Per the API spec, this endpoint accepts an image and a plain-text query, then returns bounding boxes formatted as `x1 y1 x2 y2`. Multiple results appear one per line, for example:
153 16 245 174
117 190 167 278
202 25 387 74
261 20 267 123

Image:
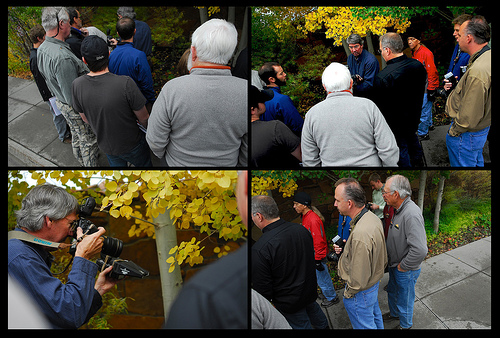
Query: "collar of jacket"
262 218 286 233
394 196 411 214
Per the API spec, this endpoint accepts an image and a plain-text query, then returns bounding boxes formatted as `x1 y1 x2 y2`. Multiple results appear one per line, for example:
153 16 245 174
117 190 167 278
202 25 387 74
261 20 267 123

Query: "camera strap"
8 230 72 250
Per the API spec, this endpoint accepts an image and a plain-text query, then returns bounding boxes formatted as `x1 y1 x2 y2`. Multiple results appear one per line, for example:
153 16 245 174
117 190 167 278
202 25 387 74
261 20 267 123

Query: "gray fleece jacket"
301 92 399 167
386 197 428 270
146 67 248 167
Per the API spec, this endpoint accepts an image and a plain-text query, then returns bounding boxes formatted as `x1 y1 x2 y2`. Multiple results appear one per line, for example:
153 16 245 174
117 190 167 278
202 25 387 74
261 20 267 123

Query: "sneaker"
395 325 411 329
321 296 339 307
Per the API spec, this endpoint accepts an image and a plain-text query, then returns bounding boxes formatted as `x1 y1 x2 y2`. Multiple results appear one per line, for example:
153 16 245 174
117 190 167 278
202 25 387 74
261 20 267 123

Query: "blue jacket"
261 86 304 137
8 229 102 328
109 42 156 104
347 49 380 97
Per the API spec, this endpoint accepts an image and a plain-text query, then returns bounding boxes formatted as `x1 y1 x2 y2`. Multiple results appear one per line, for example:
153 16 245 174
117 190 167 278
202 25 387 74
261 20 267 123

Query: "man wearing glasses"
382 175 427 329
8 184 118 328
346 34 380 98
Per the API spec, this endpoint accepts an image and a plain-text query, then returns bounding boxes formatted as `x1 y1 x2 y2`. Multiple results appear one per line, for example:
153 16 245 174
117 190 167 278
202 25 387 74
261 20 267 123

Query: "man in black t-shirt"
72 36 151 167
250 86 301 167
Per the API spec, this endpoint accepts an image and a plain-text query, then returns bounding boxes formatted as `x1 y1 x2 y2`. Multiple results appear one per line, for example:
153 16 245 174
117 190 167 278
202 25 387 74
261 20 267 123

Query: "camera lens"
102 237 123 257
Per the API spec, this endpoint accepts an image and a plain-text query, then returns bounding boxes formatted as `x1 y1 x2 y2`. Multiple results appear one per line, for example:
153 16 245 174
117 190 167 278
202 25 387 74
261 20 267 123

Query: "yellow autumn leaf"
217 175 231 188
105 180 117 192
169 246 178 254
110 208 120 218
128 181 139 192
168 264 175 273
166 256 175 264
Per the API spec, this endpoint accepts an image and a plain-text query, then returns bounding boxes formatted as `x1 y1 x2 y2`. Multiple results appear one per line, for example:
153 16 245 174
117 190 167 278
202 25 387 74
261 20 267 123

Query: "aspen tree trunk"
153 211 183 322
433 175 446 233
418 170 427 211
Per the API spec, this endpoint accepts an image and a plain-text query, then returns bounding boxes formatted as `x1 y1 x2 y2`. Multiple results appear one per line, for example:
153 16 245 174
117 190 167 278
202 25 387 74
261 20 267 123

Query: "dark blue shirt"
133 20 152 57
261 86 304 137
8 229 102 329
109 42 156 104
447 44 470 81
347 49 380 97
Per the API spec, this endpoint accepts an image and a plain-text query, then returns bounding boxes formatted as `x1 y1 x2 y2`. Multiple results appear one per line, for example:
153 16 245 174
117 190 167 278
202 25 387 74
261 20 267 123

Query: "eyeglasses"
381 190 394 195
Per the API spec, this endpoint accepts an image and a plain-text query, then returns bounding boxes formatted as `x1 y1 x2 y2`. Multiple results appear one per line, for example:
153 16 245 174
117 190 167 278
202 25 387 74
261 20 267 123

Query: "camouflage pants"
56 100 99 166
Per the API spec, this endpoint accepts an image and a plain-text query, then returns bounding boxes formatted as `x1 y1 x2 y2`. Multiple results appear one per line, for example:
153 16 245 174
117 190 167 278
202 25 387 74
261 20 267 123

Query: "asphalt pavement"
320 236 491 329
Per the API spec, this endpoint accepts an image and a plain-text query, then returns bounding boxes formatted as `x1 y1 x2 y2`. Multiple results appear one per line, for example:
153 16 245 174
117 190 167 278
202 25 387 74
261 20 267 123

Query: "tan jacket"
446 48 491 136
338 209 388 298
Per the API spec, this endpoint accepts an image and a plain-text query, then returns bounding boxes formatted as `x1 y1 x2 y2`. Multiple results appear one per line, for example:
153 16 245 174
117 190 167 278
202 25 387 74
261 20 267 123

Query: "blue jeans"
387 267 421 329
106 136 152 167
316 260 337 301
279 301 329 329
418 93 433 136
343 282 383 329
446 124 490 167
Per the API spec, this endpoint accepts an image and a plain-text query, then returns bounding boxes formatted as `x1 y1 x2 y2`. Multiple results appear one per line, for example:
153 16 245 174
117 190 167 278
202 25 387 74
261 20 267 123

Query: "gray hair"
335 178 366 208
346 33 363 45
117 7 137 19
41 7 69 32
251 195 279 220
463 15 490 45
191 18 238 65
15 184 79 232
380 32 404 54
386 175 412 199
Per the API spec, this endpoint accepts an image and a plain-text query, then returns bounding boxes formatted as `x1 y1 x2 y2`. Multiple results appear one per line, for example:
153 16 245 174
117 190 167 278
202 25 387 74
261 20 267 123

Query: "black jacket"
29 48 53 102
252 219 317 314
371 55 427 140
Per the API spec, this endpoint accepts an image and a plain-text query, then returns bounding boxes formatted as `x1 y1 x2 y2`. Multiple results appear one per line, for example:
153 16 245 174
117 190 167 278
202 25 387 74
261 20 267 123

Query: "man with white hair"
301 62 398 167
146 19 247 166
382 175 428 329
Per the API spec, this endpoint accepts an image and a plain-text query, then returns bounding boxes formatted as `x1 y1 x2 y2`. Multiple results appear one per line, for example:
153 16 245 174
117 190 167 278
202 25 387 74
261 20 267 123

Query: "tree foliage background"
252 6 481 119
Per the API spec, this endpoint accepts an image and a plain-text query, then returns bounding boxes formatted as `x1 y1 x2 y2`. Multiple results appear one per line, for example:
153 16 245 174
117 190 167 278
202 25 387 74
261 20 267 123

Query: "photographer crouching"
8 184 119 329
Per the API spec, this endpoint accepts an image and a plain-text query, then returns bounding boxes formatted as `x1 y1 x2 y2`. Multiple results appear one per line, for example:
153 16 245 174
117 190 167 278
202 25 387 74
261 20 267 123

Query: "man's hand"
74 226 105 260
333 239 346 254
95 266 119 296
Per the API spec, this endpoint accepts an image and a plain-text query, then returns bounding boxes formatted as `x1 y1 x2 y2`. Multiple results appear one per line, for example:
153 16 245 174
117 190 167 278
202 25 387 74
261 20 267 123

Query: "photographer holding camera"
8 184 118 329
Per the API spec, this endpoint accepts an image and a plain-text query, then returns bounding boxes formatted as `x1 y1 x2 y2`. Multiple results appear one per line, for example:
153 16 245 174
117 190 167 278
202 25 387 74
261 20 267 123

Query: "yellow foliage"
300 6 411 46
16 170 246 274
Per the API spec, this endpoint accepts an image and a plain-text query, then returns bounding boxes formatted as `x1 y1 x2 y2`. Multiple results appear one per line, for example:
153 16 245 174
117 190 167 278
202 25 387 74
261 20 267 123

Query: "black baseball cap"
250 85 274 108
80 35 109 62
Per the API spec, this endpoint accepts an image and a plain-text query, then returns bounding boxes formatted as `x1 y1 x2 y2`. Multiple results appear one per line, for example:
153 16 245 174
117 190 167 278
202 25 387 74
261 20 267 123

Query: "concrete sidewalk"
320 236 491 329
8 76 162 167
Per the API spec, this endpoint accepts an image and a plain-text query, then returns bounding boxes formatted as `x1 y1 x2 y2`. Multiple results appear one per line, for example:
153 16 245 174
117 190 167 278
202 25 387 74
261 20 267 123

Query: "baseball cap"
250 85 274 108
80 35 109 62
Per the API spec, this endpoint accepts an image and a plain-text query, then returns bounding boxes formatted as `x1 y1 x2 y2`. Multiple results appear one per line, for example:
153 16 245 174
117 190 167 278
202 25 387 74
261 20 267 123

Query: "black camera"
326 235 346 262
69 197 149 280
96 254 149 280
70 197 123 258
351 74 363 86
432 72 457 99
